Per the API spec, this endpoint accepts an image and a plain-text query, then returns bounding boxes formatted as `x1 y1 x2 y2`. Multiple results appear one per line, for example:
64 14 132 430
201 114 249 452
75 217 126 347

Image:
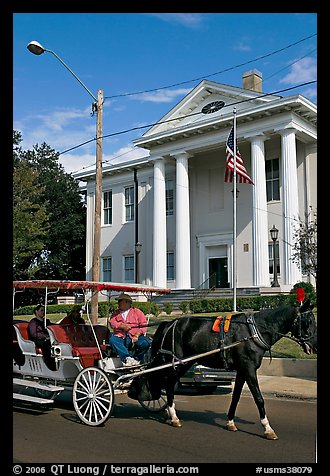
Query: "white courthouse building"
74 70 317 294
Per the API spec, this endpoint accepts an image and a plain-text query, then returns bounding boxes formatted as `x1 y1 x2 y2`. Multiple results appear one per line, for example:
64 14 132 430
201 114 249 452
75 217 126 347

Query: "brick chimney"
242 69 262 92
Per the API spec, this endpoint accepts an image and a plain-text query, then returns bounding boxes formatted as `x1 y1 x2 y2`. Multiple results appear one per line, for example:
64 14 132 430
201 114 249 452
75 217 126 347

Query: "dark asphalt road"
13 390 317 464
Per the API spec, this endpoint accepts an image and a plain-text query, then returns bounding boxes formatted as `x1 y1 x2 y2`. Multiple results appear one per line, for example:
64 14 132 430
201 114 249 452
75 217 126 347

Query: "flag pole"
233 107 237 312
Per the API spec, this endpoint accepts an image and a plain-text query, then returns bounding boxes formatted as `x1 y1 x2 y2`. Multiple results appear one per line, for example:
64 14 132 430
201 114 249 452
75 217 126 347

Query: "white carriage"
13 280 170 426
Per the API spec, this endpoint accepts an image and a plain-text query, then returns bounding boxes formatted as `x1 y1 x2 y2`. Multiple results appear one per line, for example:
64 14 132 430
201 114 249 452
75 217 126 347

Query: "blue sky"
13 13 317 174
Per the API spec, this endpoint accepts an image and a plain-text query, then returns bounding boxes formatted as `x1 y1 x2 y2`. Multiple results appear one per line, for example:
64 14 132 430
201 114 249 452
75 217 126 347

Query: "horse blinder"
292 304 317 355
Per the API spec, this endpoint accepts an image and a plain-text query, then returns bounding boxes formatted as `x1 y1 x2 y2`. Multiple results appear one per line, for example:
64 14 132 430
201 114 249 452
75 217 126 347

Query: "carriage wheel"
73 367 114 426
138 392 167 413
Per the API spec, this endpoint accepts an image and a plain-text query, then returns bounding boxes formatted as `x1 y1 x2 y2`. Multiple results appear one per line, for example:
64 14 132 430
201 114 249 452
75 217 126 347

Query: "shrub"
290 282 316 305
179 301 189 314
163 303 173 315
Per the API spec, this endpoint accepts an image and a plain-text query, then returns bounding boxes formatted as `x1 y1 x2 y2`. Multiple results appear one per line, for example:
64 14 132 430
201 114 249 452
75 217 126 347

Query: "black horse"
128 299 317 439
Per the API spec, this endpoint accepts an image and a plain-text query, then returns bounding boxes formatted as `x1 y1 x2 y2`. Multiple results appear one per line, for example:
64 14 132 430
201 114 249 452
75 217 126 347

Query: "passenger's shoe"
123 356 140 367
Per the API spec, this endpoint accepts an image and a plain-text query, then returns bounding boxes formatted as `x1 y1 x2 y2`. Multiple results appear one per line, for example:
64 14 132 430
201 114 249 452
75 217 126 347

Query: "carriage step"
13 393 54 405
13 378 64 392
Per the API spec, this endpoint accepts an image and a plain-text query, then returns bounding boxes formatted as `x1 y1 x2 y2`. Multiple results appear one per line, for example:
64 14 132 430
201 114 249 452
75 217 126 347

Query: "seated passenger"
109 293 150 366
60 305 85 326
27 304 56 370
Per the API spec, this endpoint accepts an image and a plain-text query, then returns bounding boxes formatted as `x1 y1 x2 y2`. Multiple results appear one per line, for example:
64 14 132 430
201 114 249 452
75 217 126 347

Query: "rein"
245 314 271 351
158 320 183 365
276 309 313 346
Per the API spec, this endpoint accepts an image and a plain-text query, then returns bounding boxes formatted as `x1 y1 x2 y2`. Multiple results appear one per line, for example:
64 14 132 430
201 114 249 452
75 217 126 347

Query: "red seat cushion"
48 324 111 367
72 347 103 368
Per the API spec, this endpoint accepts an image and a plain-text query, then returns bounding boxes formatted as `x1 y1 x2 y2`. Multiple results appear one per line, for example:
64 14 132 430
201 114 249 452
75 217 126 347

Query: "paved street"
13 390 317 464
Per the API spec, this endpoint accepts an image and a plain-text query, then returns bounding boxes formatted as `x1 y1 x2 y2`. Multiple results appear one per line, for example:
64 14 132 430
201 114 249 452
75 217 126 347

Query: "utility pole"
91 89 104 324
26 41 104 325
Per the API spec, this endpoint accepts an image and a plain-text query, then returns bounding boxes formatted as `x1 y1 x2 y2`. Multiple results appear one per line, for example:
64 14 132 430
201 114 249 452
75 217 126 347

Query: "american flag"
224 127 254 184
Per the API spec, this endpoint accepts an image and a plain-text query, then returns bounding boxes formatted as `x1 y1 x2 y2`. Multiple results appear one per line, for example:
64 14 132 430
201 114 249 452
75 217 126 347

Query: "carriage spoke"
73 367 114 426
139 393 167 413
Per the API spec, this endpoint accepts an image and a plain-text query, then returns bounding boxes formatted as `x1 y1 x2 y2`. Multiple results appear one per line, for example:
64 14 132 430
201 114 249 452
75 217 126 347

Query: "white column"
280 129 302 285
251 136 270 287
153 159 167 288
174 153 191 289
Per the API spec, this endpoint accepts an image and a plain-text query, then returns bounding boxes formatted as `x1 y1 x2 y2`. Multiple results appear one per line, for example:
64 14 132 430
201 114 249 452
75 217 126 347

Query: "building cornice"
133 95 316 150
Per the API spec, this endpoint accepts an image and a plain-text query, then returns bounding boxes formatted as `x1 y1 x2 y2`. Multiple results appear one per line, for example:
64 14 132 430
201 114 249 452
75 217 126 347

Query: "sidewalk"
242 375 317 401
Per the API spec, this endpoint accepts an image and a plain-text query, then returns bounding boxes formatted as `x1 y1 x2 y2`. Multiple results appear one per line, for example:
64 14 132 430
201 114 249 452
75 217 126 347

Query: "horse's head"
128 374 162 402
292 299 317 355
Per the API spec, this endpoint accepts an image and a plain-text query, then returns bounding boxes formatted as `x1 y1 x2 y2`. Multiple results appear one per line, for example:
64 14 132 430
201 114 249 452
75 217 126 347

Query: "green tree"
13 132 86 280
13 133 49 279
291 207 317 284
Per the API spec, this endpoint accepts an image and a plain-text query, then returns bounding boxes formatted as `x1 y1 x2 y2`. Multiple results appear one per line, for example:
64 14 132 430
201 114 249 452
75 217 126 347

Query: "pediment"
142 79 280 138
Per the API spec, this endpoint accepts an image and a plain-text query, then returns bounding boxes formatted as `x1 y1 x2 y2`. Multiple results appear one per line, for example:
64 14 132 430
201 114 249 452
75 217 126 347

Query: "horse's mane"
256 304 296 320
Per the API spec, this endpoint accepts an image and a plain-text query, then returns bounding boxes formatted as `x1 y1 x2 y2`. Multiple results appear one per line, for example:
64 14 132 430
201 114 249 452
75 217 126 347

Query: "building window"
167 252 175 280
124 255 134 282
268 243 280 275
102 257 112 282
125 186 134 222
166 179 174 216
103 191 112 225
266 158 280 202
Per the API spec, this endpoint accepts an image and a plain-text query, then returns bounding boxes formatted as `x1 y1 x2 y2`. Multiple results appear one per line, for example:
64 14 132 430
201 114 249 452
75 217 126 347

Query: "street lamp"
270 225 280 287
135 242 142 284
27 40 103 324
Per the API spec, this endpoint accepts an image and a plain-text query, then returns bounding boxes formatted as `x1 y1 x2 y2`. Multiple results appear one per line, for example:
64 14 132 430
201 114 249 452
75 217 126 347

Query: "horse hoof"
226 422 238 432
265 431 278 440
169 419 182 427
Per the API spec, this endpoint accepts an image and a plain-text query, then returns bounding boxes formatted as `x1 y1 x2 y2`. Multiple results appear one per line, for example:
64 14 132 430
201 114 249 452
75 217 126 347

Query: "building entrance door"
209 257 229 288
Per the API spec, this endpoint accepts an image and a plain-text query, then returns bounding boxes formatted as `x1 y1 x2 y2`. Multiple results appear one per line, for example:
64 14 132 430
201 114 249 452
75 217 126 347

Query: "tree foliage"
291 207 317 283
13 131 86 282
13 132 49 279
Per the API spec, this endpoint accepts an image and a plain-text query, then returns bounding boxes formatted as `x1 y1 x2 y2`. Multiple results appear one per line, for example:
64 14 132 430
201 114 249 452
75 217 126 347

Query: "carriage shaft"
113 340 242 388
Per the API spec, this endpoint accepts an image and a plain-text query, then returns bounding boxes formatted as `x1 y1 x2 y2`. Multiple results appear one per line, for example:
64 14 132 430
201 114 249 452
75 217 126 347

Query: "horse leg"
226 370 245 432
162 378 182 427
245 371 278 440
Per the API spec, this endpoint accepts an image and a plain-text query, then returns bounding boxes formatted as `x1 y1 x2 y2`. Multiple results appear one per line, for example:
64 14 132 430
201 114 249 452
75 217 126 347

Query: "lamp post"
27 40 103 324
135 242 142 284
270 225 280 287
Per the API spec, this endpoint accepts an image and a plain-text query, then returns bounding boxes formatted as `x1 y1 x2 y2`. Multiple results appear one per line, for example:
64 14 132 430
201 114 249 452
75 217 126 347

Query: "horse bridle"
279 307 314 347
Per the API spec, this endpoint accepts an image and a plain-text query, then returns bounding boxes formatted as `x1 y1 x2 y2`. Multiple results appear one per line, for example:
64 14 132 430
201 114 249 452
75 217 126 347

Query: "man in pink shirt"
109 293 150 366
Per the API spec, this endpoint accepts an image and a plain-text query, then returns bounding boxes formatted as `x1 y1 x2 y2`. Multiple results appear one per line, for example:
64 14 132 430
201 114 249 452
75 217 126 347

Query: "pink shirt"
109 307 148 339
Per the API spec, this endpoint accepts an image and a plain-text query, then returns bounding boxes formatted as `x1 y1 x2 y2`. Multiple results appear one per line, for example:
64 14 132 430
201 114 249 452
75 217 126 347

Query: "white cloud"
302 87 317 102
14 106 96 154
280 56 317 85
130 87 191 104
63 145 149 175
233 41 251 52
147 13 206 28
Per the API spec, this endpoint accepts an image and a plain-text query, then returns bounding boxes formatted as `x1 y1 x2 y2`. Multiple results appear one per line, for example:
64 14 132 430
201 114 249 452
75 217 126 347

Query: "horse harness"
277 307 314 347
155 314 270 368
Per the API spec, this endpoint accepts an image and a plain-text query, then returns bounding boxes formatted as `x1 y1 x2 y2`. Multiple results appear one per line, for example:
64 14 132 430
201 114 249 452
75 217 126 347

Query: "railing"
192 273 217 299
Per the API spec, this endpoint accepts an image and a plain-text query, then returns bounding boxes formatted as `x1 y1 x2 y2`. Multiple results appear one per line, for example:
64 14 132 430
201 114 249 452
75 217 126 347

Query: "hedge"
182 292 316 314
13 290 316 318
13 300 161 318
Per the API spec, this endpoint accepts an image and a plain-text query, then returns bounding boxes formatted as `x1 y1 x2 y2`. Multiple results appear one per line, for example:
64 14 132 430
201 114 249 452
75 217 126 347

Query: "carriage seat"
13 321 25 365
13 322 43 355
47 324 113 368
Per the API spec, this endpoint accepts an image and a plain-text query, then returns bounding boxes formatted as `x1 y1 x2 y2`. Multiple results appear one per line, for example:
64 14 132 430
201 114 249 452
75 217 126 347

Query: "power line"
60 80 316 156
104 33 316 100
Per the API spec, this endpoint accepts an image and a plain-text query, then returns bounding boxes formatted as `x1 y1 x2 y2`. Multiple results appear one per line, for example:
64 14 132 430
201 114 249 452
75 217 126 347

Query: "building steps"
152 287 261 311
